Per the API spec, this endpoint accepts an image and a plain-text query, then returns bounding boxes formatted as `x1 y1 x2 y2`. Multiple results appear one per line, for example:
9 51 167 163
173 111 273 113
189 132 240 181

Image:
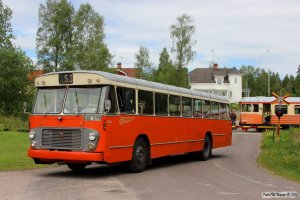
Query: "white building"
189 64 242 103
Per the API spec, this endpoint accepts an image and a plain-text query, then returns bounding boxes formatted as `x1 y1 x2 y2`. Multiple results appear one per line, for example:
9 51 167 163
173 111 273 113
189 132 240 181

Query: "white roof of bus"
241 96 300 103
40 70 229 103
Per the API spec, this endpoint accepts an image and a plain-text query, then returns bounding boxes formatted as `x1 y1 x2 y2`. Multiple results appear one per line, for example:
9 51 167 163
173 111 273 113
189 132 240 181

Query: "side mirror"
23 102 30 115
104 99 111 113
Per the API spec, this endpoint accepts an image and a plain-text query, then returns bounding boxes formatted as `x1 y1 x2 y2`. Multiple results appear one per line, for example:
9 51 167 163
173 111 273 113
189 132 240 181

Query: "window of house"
235 77 237 84
169 95 181 116
155 93 168 116
182 97 192 117
138 90 153 115
116 87 135 114
217 77 222 84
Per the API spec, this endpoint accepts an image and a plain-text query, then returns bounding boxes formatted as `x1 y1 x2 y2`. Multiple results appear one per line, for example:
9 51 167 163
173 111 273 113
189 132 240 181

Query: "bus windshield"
33 87 108 114
64 87 102 114
33 88 66 114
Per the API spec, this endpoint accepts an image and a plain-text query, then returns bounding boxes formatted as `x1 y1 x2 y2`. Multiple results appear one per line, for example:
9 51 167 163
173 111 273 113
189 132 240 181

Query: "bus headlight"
89 132 97 141
29 130 35 139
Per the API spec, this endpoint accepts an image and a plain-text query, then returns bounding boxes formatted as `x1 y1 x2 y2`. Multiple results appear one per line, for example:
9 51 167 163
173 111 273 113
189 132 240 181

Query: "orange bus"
240 96 300 131
27 71 232 172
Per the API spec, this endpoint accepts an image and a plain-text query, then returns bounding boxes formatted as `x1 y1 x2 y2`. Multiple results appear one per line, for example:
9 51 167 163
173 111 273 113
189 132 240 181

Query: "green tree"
0 48 33 115
73 3 112 70
36 0 75 72
170 14 196 88
0 0 33 116
155 48 178 85
134 46 152 80
0 0 13 48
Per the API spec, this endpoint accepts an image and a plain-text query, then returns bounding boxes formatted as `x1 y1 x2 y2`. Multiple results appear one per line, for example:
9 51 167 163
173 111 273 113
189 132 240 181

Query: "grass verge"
0 131 49 171
257 128 300 182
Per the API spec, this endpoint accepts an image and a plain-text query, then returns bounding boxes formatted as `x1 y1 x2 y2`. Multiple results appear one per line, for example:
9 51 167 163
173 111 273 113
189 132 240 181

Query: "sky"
2 0 300 77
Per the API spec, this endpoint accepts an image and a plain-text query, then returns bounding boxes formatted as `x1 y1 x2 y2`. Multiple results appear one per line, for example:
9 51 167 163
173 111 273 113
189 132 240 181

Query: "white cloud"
2 0 300 77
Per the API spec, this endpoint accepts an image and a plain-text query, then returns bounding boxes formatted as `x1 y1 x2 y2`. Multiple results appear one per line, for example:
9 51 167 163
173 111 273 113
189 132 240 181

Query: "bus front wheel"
199 135 212 161
128 138 148 173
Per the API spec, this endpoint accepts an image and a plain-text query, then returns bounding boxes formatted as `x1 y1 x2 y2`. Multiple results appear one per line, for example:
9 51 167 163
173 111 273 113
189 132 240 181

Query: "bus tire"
128 138 148 173
67 163 87 171
199 135 212 161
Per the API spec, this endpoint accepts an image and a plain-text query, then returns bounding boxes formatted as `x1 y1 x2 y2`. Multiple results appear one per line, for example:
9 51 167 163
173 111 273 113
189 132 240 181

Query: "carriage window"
169 95 181 116
211 102 219 119
220 103 229 119
117 87 136 113
275 105 288 114
193 99 202 117
155 93 168 116
138 90 153 115
203 100 211 118
242 104 259 112
295 105 300 115
182 97 192 117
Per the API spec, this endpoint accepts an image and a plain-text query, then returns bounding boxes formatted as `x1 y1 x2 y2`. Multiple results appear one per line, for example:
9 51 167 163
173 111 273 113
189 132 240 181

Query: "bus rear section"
28 71 232 172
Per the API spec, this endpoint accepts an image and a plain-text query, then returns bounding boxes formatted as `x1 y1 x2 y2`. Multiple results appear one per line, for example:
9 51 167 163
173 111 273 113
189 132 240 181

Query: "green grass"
0 131 49 171
257 128 300 182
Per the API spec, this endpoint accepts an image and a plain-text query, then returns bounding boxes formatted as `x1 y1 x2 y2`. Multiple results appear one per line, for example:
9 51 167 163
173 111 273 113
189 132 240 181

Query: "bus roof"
35 70 230 103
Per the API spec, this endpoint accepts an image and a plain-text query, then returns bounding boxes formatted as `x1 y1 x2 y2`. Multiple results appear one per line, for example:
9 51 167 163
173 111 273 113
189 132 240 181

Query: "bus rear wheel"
199 135 212 161
67 163 87 171
128 138 148 173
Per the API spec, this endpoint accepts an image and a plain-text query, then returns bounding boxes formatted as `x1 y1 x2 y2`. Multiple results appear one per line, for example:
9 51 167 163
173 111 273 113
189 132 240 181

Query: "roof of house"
28 70 46 81
117 68 141 78
189 67 241 83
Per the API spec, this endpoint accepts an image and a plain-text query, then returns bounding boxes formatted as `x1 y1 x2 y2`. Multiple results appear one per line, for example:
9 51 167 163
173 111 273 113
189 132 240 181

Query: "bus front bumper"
28 149 104 163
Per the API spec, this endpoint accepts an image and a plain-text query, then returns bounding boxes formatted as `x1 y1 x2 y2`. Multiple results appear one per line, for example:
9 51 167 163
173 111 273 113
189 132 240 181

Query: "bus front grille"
42 129 83 150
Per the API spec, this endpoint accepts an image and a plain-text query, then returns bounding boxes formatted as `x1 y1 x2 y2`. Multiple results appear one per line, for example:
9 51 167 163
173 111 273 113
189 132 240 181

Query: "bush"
0 115 28 131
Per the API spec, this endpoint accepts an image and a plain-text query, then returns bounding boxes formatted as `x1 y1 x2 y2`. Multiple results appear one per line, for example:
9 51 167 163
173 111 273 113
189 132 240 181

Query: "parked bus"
27 71 232 172
239 96 300 131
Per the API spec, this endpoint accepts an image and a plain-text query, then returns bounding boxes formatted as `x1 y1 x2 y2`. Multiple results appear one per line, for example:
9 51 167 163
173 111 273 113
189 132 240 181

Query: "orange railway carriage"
240 96 300 130
28 71 232 172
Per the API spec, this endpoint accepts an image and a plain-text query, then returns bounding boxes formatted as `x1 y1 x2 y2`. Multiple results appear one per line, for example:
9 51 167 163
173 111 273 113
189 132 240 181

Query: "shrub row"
0 116 28 131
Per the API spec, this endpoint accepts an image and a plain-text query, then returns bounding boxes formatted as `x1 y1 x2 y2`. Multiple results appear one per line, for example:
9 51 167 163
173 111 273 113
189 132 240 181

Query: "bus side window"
203 100 211 118
212 101 219 119
138 90 153 115
182 97 192 117
193 99 202 117
105 86 118 114
155 93 168 116
220 103 228 119
169 95 181 116
117 87 136 114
